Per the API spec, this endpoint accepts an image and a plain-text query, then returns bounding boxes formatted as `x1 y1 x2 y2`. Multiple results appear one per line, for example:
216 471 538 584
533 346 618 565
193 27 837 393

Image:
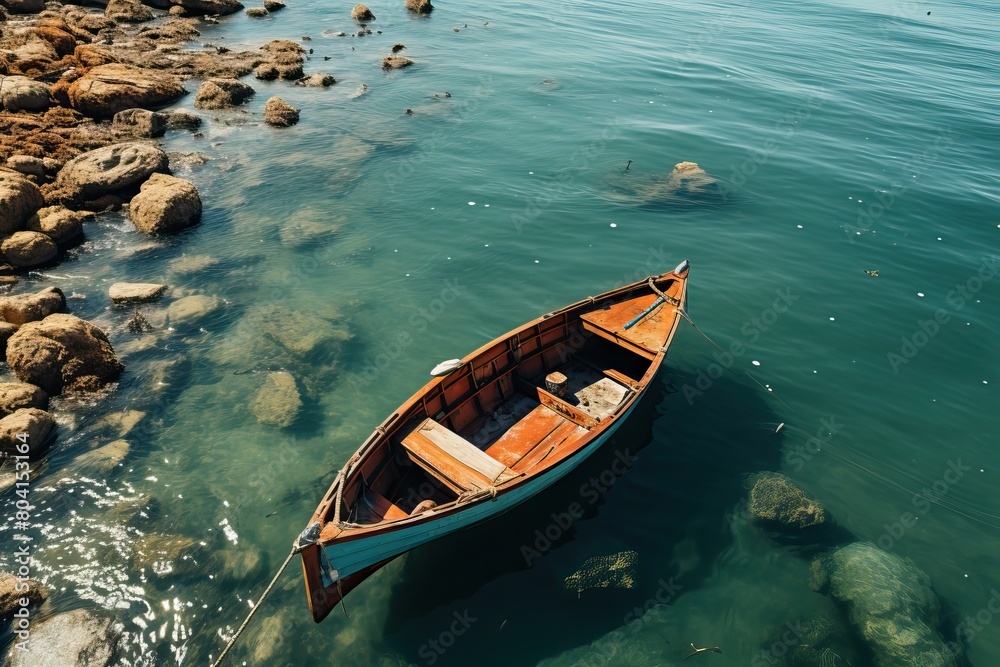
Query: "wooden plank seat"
355 485 410 523
401 418 520 494
485 404 588 470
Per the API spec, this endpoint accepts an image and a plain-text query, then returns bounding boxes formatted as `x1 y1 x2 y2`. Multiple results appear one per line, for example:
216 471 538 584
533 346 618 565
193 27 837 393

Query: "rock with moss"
4 609 119 667
0 570 46 622
748 472 826 529
132 533 199 577
251 371 302 427
564 550 637 597
810 542 960 667
0 382 48 417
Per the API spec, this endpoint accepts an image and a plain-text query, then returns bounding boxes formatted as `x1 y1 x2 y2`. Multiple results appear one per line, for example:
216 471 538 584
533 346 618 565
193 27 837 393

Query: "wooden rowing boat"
298 261 690 622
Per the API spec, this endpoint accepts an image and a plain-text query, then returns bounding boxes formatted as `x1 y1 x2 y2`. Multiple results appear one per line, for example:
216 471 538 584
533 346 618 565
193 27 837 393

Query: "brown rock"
70 439 129 473
31 26 77 57
263 0 283 10
6 155 46 179
6 313 125 395
129 173 202 234
0 75 50 113
382 55 413 70
245 5 267 16
405 0 432 12
0 382 48 417
170 0 244 15
67 64 186 118
109 282 167 304
351 3 374 20
0 408 55 458
112 108 168 138
193 78 255 109
73 44 116 68
297 73 335 87
49 142 169 207
263 96 299 126
1 231 58 267
25 206 86 245
251 371 301 427
5 609 119 667
0 0 43 15
0 322 18 354
0 286 66 325
0 570 46 620
748 472 826 529
164 109 202 130
106 0 154 21
0 169 44 233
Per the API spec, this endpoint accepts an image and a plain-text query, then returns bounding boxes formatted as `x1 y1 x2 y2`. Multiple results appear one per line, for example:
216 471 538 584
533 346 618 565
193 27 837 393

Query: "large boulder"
6 155 46 179
6 313 124 395
0 75 50 112
112 109 167 138
0 382 48 417
5 609 120 666
263 97 299 127
811 542 960 667
25 206 86 245
67 64 185 118
169 0 243 15
0 170 44 234
193 78 255 109
251 371 302 427
105 0 153 21
0 286 65 325
0 407 55 458
748 472 826 529
129 173 201 234
30 25 77 57
1 231 58 267
49 142 169 206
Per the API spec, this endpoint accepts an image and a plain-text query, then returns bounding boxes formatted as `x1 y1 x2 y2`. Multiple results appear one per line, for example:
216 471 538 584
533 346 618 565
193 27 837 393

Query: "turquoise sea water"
3 0 1000 665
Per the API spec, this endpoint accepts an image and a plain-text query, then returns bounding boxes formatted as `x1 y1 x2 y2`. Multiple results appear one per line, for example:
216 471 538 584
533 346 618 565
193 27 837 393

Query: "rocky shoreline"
1 0 428 659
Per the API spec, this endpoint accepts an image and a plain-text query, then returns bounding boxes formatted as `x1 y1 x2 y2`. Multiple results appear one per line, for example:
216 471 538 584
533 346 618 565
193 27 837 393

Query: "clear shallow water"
2 0 999 664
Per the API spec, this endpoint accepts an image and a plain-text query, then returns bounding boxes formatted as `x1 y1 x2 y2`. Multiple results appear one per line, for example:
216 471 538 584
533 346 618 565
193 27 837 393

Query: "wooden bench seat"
401 418 519 494
485 404 587 470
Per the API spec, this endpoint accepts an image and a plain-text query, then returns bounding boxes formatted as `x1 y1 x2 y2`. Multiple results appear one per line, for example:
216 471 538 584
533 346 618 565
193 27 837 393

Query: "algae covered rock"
748 472 826 529
564 550 637 597
250 371 302 427
4 608 119 667
811 542 959 667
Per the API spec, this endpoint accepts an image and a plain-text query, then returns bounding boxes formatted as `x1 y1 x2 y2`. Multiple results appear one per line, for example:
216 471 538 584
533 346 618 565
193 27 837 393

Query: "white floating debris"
528 171 534 175
917 292 925 297
218 518 239 545
752 360 760 366
829 317 836 321
223 501 230 507
610 223 617 228
534 260 539 263
775 423 785 433
797 224 803 229
468 201 475 205
984 380 989 384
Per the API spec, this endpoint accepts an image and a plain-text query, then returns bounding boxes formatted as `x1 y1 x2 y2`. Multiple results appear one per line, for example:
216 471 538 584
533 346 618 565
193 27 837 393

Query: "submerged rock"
297 73 335 87
6 313 124 395
92 410 146 439
132 533 198 576
5 609 120 666
0 287 65 325
166 294 220 327
762 612 862 667
129 173 202 234
0 382 49 417
811 542 960 667
610 161 722 206
405 0 432 12
251 371 302 427
69 439 129 474
263 97 299 127
748 472 826 529
564 550 637 596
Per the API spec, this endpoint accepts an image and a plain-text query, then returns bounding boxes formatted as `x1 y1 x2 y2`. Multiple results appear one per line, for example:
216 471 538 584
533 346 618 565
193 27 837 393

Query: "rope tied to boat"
210 546 297 667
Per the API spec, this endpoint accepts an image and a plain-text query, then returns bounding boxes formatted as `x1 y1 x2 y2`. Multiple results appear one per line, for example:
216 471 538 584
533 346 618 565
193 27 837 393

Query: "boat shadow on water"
380 369 788 666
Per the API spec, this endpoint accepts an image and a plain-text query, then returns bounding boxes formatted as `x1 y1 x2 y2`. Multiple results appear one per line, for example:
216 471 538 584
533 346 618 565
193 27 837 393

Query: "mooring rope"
211 547 297 667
